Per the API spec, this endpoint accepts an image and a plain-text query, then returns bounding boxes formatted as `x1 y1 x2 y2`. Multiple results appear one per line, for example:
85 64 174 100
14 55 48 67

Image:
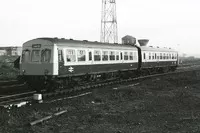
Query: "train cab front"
19 38 58 91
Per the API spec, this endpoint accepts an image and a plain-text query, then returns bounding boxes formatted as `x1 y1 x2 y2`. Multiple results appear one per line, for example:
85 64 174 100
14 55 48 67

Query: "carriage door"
87 49 93 72
58 49 64 74
143 52 147 67
120 51 123 63
155 53 159 67
88 50 93 62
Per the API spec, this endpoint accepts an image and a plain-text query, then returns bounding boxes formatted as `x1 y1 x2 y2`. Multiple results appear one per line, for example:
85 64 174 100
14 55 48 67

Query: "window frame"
116 51 120 61
129 52 134 60
124 51 129 60
21 49 31 63
77 49 86 62
149 53 151 60
66 49 76 63
41 49 51 63
109 51 115 61
102 51 109 61
160 53 162 59
31 50 40 62
94 50 101 61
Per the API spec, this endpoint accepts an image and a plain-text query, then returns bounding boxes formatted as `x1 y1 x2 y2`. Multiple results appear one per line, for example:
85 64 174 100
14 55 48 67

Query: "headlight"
22 69 26 74
44 69 49 75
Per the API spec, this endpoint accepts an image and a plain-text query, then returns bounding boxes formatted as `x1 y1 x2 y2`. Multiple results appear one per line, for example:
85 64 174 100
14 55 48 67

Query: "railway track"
0 91 35 108
0 64 200 109
37 66 200 102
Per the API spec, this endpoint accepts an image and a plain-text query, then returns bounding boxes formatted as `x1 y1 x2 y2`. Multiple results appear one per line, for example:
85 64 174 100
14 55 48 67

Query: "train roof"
140 45 177 52
23 38 177 52
35 38 138 50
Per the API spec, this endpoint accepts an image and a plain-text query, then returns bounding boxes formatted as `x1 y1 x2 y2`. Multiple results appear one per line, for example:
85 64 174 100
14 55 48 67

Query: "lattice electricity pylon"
100 0 118 43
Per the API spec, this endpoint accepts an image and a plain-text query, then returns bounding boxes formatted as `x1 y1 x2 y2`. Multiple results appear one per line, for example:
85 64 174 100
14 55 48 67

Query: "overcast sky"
0 0 200 56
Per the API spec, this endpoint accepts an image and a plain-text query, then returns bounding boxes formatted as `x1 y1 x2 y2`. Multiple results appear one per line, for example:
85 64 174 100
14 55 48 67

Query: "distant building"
122 35 136 45
0 49 7 56
0 47 22 56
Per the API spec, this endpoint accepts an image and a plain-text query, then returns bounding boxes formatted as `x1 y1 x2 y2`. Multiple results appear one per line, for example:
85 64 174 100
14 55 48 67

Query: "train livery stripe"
58 62 138 76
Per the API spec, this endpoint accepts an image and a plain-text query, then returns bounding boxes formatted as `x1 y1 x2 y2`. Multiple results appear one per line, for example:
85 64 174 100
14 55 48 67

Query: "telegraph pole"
100 0 118 43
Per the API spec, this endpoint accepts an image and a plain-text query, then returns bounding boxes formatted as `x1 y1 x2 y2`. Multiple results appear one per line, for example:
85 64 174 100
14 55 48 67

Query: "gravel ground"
1 68 200 133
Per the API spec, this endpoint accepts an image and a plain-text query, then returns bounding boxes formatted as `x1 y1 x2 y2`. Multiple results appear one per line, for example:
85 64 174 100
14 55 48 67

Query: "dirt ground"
1 69 200 133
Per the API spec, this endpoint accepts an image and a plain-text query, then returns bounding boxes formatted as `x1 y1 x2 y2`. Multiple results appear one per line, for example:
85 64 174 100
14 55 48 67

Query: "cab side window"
22 50 30 62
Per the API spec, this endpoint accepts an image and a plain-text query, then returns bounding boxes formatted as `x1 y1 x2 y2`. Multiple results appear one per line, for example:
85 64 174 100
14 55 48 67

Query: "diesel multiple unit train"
19 36 178 91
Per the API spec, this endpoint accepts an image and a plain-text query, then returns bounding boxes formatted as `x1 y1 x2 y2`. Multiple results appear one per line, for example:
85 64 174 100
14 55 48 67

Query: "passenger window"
163 53 165 59
66 49 76 62
160 53 162 59
120 52 123 60
129 52 133 60
77 50 86 62
169 54 171 59
31 50 40 62
41 49 51 62
102 51 108 61
22 50 30 62
116 51 119 60
157 54 159 59
124 52 128 60
94 50 101 61
109 51 115 61
143 53 146 60
155 53 157 59
149 53 151 60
